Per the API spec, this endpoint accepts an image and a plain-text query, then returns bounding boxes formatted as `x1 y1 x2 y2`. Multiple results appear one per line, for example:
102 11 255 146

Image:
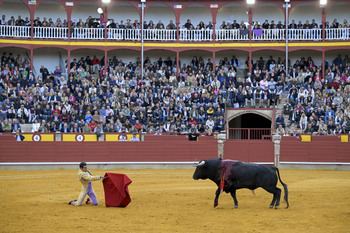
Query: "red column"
322 8 326 42
176 23 180 43
67 49 71 76
322 50 325 80
248 8 252 43
104 7 108 41
212 52 216 72
30 48 33 71
212 23 216 43
30 11 34 40
249 50 252 75
176 51 180 77
104 50 108 77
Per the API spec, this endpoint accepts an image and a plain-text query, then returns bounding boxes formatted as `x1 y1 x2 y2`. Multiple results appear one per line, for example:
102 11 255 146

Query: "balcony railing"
325 28 350 40
0 25 30 38
216 29 249 41
179 29 213 41
71 28 105 40
1 26 349 42
288 29 322 41
251 29 285 41
143 29 176 41
228 128 272 140
33 26 68 39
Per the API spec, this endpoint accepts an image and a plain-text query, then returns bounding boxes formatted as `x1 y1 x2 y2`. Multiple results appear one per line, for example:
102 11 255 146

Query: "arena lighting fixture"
246 0 255 5
101 0 110 3
97 8 103 14
284 0 290 3
320 0 327 6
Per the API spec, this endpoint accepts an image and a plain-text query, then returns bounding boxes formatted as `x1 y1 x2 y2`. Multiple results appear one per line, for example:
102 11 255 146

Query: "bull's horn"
194 161 205 167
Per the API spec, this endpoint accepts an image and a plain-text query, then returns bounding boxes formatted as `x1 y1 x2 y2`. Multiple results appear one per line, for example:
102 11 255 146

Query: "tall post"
285 2 289 77
141 1 145 79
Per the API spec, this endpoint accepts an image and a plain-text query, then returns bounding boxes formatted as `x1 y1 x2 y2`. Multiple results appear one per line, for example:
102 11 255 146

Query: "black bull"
193 158 289 209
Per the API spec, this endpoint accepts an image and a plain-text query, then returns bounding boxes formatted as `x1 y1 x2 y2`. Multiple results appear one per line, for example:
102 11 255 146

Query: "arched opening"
0 0 30 25
70 49 104 76
108 2 139 28
216 3 248 29
179 50 212 72
33 47 68 78
325 2 350 25
71 2 101 28
228 113 272 139
289 3 321 27
180 4 211 29
216 49 248 72
145 3 175 29
252 3 284 26
34 1 67 27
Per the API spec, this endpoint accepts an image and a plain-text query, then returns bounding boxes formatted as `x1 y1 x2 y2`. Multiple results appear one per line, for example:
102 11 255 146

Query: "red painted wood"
224 141 274 163
0 141 217 163
280 141 350 163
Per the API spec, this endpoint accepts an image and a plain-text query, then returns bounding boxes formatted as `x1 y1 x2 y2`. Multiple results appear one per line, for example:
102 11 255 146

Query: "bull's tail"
275 167 289 208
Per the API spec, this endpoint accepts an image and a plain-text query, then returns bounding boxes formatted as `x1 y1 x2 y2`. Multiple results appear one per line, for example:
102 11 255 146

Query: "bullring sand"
1 169 350 233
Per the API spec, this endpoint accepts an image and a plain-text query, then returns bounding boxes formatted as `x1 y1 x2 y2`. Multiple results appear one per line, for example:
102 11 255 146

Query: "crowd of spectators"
0 51 349 137
2 15 349 41
275 55 350 135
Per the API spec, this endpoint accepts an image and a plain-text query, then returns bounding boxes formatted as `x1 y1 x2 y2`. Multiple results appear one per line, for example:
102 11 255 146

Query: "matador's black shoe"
68 200 77 205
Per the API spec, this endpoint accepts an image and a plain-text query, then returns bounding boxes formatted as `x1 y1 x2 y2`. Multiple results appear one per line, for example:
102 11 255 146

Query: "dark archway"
228 113 271 140
229 113 271 128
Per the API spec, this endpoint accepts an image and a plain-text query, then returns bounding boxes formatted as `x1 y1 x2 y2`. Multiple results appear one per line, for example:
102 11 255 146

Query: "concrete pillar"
55 132 62 141
217 133 226 159
272 134 282 167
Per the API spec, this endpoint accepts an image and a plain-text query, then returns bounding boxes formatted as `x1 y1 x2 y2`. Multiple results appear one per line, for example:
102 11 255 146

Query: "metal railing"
1 25 350 42
288 29 322 41
0 25 30 38
216 29 249 41
33 26 68 39
325 28 350 40
228 128 272 140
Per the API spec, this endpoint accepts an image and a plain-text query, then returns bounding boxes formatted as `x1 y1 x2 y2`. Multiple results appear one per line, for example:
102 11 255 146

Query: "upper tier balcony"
1 25 349 42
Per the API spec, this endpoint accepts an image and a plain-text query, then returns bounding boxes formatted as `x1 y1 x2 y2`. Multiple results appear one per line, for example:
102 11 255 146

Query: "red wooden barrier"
280 140 350 163
0 141 218 163
223 140 274 163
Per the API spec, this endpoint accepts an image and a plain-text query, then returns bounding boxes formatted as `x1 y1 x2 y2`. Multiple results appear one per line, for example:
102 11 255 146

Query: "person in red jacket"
88 120 97 132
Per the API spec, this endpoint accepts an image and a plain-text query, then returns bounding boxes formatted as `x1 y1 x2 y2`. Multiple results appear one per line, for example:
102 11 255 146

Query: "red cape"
102 173 132 207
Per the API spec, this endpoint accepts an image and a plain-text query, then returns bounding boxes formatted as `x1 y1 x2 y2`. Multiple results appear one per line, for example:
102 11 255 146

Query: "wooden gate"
223 140 274 163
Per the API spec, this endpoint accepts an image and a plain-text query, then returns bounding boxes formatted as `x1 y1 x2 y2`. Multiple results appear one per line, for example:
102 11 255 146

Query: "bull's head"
193 160 208 180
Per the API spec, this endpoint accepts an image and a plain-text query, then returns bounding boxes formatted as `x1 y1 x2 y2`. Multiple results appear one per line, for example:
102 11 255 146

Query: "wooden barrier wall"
0 136 218 163
223 141 274 163
280 136 350 163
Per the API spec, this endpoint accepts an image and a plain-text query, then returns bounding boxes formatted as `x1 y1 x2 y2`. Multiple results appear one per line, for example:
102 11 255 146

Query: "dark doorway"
228 113 271 140
229 113 271 128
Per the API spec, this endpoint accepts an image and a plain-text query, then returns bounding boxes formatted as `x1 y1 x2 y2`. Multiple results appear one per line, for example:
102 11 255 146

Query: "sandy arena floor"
1 169 350 233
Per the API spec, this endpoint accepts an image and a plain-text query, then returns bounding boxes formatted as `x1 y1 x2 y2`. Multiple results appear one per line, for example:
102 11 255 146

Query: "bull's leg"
230 189 238 208
274 187 282 209
214 188 220 208
263 186 281 209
